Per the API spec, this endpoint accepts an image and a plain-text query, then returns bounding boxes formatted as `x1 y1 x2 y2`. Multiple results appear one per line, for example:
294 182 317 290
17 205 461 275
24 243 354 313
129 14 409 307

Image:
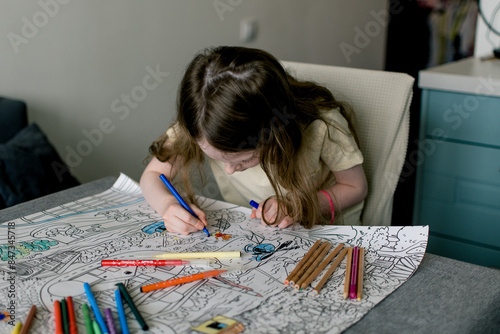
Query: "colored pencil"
295 242 333 290
60 298 69 334
104 309 116 334
300 243 344 290
10 322 22 334
343 247 353 299
101 259 212 266
149 251 240 259
66 297 78 334
159 174 210 236
92 321 102 334
349 247 359 299
357 247 365 300
284 239 322 285
289 241 329 286
114 289 129 334
140 268 228 293
19 305 36 334
312 248 348 296
54 300 64 334
81 303 94 334
83 283 109 334
116 283 149 331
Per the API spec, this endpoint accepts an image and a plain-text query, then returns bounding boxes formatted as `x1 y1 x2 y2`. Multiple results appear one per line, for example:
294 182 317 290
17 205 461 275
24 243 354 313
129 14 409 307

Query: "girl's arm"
140 156 208 235
318 164 368 219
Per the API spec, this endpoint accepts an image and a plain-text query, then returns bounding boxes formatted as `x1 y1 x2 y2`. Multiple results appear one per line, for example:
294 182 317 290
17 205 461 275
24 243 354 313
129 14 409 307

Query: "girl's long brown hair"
149 46 358 228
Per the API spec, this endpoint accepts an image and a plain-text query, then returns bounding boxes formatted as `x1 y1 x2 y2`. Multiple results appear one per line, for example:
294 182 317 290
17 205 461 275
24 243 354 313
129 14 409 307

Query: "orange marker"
140 266 241 293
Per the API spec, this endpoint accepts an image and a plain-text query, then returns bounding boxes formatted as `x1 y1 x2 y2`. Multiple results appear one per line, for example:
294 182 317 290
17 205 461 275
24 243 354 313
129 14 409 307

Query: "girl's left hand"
250 199 294 229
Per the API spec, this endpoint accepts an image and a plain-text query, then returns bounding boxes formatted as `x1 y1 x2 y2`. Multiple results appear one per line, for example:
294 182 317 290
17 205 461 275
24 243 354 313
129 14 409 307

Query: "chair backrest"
282 61 414 226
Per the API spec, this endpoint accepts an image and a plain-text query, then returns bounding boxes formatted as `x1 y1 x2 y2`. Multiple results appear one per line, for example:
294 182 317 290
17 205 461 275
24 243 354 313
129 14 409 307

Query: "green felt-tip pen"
82 303 94 334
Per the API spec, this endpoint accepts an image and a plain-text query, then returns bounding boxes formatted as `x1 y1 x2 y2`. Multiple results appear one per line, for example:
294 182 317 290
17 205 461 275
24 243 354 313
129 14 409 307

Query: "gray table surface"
1 176 499 334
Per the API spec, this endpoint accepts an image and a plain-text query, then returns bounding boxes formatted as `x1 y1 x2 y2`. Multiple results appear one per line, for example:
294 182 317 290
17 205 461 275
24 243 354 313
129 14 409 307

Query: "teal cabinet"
413 58 500 268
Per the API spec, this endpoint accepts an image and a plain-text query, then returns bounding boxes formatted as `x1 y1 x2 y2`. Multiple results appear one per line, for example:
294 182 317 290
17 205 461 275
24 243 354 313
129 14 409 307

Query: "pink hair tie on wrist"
319 190 335 225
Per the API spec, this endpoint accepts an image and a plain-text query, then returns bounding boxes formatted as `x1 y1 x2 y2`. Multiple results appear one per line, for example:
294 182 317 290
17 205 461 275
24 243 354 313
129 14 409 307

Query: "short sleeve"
320 109 363 171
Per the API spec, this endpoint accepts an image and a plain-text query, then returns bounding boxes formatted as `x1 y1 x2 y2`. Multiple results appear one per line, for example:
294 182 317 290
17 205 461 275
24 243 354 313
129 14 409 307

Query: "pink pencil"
349 246 359 299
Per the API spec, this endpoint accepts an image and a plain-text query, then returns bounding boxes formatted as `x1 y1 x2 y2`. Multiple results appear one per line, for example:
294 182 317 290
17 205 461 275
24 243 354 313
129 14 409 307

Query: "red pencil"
101 259 211 266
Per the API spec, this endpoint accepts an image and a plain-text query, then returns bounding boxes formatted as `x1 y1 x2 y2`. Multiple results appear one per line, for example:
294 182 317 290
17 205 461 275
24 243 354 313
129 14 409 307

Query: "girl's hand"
162 198 208 235
250 199 295 229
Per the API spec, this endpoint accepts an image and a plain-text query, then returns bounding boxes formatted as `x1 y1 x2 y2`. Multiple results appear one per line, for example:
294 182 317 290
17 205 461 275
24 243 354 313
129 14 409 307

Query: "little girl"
140 46 367 235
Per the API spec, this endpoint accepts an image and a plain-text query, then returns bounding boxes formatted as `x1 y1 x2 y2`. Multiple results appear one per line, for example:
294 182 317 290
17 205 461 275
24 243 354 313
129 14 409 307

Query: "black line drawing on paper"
0 174 428 334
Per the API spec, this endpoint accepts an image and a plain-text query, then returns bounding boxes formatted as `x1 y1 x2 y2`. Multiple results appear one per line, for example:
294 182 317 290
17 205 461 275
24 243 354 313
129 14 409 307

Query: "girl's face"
198 139 260 175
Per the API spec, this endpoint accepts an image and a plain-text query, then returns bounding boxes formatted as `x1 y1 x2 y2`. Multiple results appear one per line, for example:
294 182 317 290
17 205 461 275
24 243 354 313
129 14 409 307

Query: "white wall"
474 0 500 57
0 0 387 184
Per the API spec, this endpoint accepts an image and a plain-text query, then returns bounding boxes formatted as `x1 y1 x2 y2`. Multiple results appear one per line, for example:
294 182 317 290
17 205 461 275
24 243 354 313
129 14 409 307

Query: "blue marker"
114 289 129 334
249 200 259 209
84 282 110 334
159 174 210 237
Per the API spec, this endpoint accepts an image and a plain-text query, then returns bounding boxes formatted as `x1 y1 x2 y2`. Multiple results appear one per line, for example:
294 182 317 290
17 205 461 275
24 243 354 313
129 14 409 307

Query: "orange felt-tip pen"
140 265 242 293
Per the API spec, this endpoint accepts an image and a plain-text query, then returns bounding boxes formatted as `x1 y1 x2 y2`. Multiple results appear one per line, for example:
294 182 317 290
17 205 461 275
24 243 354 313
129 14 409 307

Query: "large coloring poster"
0 174 428 333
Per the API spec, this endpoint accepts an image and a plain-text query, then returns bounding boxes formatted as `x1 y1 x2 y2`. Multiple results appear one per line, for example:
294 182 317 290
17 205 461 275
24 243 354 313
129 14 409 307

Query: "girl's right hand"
161 198 208 235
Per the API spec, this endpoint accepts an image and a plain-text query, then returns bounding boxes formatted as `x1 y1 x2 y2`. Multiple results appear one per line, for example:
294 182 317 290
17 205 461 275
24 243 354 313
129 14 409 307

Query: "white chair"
282 61 414 226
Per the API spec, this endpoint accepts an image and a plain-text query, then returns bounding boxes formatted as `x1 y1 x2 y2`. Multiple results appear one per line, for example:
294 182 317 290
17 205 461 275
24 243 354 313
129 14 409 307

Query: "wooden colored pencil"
19 305 36 334
284 239 322 285
300 243 344 290
357 247 365 300
343 247 353 299
312 248 348 296
349 247 359 299
66 297 78 334
295 242 333 290
289 241 329 286
54 300 64 334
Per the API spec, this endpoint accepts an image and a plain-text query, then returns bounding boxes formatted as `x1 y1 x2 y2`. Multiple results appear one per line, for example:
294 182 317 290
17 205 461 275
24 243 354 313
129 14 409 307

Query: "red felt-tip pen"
101 259 213 266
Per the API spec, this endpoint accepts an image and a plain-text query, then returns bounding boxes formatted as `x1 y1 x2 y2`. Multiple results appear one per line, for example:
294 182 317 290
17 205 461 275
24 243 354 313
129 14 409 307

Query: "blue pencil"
114 289 129 334
159 174 210 236
83 283 110 334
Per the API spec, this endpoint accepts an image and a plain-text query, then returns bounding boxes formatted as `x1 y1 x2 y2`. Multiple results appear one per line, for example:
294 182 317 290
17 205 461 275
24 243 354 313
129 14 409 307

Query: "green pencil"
82 303 94 334
60 298 70 334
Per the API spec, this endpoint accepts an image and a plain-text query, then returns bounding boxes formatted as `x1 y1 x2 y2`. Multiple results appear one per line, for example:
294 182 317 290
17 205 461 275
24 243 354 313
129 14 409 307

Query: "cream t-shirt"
167 108 364 225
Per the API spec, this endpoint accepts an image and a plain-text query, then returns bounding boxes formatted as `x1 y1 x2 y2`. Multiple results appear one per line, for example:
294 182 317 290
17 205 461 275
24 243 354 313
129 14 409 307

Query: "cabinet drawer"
423 90 500 147
419 141 500 249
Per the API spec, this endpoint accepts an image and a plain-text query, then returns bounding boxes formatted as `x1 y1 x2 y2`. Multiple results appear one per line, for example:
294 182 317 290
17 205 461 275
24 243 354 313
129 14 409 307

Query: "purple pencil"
349 247 359 299
105 308 117 334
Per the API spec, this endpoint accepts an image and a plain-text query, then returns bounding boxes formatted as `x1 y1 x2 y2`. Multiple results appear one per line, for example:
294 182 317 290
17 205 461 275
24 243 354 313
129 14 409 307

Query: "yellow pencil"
150 251 240 259
357 247 365 300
